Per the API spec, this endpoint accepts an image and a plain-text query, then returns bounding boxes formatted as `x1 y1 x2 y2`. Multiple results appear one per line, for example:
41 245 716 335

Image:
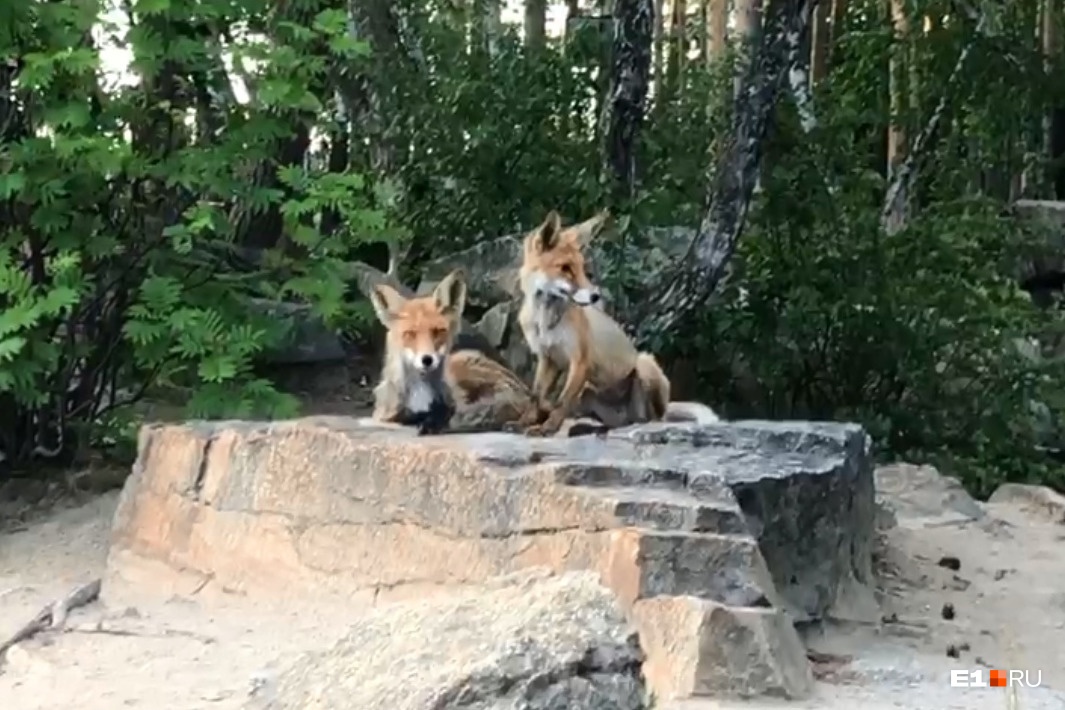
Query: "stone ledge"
106 416 875 701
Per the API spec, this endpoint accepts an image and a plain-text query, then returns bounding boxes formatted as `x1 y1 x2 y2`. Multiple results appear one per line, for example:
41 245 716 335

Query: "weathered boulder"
420 225 698 309
989 483 1065 524
107 417 877 701
246 569 649 710
1011 199 1065 306
874 462 985 527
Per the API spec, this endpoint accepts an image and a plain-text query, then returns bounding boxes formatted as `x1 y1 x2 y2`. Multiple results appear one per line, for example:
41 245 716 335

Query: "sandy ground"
2 476 1065 710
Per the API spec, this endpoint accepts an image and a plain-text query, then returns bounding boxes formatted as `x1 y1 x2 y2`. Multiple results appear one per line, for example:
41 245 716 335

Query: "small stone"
937 556 961 571
942 603 955 620
946 575 970 591
946 644 961 658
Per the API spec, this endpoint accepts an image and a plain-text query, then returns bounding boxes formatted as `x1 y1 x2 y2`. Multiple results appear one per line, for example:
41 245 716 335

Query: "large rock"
1011 199 1065 306
420 225 698 309
246 569 649 710
107 417 877 701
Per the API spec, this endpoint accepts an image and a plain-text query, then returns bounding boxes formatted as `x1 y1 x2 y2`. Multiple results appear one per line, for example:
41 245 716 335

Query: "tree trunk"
700 0 708 64
525 0 547 49
1044 0 1065 197
566 0 581 25
811 0 830 82
734 0 763 45
828 0 848 50
707 0 727 61
664 0 687 99
600 0 654 201
635 0 819 344
653 0 665 98
469 0 502 55
887 0 909 177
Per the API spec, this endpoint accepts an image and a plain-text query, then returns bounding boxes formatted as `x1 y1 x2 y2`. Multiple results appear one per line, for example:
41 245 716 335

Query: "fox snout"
406 350 444 373
541 277 601 306
571 287 601 306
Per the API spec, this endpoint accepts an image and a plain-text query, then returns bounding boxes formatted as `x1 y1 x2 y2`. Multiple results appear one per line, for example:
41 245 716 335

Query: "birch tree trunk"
636 0 820 343
881 1 988 234
653 0 665 98
600 0 654 199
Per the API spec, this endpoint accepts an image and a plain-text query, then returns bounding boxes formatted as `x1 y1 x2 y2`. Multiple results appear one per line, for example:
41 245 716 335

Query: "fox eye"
431 327 446 340
402 330 416 340
561 264 573 276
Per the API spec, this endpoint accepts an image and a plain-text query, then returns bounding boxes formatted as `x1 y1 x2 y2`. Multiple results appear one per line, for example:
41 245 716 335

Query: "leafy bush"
0 0 392 468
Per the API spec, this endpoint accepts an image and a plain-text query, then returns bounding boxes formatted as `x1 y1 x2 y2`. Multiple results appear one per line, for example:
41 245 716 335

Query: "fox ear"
369 284 406 327
531 210 562 253
433 269 467 318
573 209 610 248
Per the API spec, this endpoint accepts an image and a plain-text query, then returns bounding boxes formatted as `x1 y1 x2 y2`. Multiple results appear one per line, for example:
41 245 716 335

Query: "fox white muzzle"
570 287 601 306
404 349 445 373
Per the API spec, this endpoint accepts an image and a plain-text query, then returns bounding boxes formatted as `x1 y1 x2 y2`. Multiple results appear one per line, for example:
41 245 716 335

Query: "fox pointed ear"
368 284 406 327
432 269 467 318
530 210 563 253
573 209 610 247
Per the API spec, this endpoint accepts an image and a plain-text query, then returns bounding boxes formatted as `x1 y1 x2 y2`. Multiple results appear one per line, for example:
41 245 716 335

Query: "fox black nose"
589 291 601 304
421 354 435 368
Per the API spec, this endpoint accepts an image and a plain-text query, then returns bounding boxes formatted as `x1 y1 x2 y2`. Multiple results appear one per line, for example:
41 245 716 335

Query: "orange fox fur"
512 210 720 436
368 269 541 434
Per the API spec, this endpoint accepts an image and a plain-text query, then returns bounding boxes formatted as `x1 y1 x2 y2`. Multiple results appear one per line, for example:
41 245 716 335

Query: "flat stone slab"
107 416 876 701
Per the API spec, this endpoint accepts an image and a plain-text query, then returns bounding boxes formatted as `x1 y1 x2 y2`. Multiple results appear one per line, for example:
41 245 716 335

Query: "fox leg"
525 356 589 437
372 380 404 422
415 395 456 435
509 357 558 430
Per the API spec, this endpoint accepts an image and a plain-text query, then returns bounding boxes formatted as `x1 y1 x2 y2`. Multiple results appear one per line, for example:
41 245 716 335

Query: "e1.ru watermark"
951 669 1042 688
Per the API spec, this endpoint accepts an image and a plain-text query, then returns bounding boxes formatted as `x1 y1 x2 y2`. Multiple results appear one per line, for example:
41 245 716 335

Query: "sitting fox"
510 209 720 436
368 269 542 434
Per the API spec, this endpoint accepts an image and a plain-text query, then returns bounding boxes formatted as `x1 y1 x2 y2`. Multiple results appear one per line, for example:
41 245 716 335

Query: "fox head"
369 269 467 375
520 209 609 307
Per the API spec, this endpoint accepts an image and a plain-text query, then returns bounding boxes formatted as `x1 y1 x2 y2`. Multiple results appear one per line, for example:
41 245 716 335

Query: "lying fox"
368 269 542 434
510 209 720 436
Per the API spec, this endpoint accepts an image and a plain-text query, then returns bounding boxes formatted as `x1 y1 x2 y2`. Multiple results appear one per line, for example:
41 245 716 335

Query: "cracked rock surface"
245 570 649 710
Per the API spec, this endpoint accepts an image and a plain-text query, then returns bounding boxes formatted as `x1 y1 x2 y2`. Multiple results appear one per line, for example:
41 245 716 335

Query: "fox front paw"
525 413 564 437
416 419 446 435
505 406 544 433
416 399 454 436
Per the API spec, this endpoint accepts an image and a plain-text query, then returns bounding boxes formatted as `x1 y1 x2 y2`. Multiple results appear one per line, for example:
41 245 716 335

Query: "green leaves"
133 0 172 16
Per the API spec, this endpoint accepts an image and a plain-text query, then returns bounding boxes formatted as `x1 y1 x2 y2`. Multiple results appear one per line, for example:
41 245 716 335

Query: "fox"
509 209 721 437
368 268 543 435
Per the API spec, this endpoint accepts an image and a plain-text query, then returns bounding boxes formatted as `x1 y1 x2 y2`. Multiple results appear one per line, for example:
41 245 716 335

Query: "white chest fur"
524 299 579 366
404 378 437 413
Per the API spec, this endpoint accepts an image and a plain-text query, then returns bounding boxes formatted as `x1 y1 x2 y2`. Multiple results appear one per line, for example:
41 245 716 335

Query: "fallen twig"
0 578 102 661
64 625 217 645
